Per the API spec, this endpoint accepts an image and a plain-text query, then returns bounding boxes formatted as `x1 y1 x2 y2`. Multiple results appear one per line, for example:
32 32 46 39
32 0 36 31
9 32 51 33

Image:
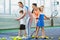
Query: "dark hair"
32 3 37 7
19 10 23 14
39 7 41 11
32 9 34 13
18 2 23 5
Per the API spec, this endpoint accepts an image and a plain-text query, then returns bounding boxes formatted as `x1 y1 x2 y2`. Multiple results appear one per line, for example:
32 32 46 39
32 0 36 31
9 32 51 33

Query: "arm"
32 13 36 19
28 9 33 18
44 15 50 20
17 11 26 21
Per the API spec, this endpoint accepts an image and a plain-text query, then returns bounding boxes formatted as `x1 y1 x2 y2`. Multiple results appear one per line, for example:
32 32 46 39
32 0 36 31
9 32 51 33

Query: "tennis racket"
50 10 58 19
31 30 36 36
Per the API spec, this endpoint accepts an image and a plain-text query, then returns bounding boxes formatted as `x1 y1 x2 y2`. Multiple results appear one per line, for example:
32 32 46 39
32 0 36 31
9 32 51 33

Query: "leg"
24 30 27 36
35 19 37 24
28 18 32 36
22 30 27 38
18 30 22 37
18 25 23 37
35 26 40 38
18 30 20 36
26 17 31 36
41 27 45 38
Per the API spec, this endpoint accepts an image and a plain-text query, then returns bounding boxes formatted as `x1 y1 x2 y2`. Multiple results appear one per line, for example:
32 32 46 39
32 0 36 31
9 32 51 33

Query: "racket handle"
47 18 50 20
31 30 36 36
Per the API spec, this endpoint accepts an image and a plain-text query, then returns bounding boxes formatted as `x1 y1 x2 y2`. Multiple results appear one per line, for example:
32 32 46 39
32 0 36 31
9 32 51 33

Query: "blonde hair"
39 5 44 12
41 5 44 8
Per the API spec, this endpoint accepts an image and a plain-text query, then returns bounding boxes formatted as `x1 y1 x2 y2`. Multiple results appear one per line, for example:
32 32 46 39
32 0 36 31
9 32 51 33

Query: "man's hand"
16 18 20 21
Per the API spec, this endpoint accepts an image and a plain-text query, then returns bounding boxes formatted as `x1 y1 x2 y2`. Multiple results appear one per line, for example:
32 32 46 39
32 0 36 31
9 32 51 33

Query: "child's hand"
47 17 50 20
16 18 20 21
44 17 50 20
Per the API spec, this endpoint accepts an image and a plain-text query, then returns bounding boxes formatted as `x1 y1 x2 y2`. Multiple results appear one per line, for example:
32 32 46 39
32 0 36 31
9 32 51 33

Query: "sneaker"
22 35 26 39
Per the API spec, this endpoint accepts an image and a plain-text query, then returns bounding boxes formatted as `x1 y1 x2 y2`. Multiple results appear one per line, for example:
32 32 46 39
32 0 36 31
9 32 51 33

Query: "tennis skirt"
36 20 44 27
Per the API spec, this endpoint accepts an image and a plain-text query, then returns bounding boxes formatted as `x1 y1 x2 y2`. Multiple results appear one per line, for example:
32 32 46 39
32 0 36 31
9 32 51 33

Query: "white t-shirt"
20 19 25 24
18 6 30 24
19 14 25 25
15 6 27 25
21 6 30 19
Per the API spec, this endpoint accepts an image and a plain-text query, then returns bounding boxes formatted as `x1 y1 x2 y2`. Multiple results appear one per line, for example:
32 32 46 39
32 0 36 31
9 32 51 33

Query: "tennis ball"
58 37 60 40
16 36 22 40
10 36 16 40
32 35 35 38
13 37 17 40
1 37 6 40
46 36 49 39
39 36 42 38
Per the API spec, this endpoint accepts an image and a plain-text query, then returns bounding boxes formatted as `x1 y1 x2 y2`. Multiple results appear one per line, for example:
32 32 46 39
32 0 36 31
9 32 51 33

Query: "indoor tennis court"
0 0 60 40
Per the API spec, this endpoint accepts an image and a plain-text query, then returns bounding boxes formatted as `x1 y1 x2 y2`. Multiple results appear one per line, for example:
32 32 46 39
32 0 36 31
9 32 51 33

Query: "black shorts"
20 24 25 30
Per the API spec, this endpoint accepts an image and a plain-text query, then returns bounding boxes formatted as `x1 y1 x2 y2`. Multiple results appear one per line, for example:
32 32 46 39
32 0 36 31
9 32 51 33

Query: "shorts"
20 24 25 30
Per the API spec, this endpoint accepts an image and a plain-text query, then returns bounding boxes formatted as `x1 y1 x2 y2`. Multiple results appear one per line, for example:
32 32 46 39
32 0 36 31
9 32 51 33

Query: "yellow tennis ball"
39 36 42 38
10 36 16 40
18 38 22 40
58 37 60 40
1 37 6 40
16 36 22 40
32 35 35 38
13 37 17 40
46 36 49 39
10 36 13 40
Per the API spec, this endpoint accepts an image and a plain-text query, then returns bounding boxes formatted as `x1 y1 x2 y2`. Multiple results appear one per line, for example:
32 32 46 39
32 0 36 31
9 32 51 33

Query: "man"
17 2 33 37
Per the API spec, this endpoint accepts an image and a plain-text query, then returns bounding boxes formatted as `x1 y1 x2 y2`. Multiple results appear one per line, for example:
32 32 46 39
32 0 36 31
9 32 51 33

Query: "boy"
17 10 26 38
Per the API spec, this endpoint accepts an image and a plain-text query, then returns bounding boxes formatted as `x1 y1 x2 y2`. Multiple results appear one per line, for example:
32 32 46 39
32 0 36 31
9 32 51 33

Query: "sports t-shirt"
33 8 40 18
21 6 30 19
19 14 25 25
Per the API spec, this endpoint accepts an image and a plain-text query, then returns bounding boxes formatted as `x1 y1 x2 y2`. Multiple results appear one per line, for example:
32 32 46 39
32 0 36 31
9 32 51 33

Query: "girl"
35 6 49 39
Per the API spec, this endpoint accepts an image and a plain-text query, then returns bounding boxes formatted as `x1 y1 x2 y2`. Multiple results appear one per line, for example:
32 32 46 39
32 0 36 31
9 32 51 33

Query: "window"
0 0 4 14
0 0 59 16
5 0 9 14
11 0 19 14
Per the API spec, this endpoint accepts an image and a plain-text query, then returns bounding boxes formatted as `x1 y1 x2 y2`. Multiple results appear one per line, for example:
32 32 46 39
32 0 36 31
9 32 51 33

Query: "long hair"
32 9 34 13
39 5 44 12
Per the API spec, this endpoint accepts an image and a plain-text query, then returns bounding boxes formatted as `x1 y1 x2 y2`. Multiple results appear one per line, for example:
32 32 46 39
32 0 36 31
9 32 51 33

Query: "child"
35 6 49 39
17 10 26 38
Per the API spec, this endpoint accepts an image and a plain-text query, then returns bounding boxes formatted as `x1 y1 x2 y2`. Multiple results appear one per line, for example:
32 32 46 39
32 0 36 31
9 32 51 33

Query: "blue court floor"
0 27 60 40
